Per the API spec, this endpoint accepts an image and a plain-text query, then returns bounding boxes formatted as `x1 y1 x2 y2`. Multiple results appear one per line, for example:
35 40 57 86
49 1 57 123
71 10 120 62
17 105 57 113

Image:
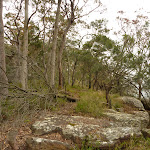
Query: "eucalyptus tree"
57 0 102 89
4 0 38 89
81 41 99 89
57 0 75 89
49 0 62 91
83 34 127 108
0 0 8 99
91 35 119 108
38 0 54 84
21 0 38 90
62 38 81 86
21 0 29 90
132 18 150 100
4 0 24 82
117 14 150 100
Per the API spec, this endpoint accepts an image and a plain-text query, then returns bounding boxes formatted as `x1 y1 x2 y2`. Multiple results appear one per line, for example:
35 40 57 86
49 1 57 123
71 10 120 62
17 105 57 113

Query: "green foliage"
28 79 49 94
90 19 109 34
67 85 83 92
55 97 67 109
74 135 150 150
111 96 123 110
115 136 150 150
75 90 106 118
117 15 150 99
82 41 93 50
0 94 66 122
74 136 100 150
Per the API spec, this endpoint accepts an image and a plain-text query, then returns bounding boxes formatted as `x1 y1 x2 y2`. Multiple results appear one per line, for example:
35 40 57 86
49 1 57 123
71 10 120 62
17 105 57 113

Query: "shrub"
75 90 106 118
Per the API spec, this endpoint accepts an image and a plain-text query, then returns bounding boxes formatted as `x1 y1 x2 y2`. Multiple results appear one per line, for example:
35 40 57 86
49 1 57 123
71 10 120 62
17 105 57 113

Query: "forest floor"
0 89 92 150
0 88 149 150
0 102 76 150
0 101 104 149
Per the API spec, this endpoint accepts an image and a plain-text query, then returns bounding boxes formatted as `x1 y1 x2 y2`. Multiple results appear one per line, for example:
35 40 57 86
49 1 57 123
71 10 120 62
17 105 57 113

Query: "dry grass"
75 90 107 118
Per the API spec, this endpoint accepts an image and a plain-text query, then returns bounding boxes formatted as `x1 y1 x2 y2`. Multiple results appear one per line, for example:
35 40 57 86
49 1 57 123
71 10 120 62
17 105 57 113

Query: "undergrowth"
1 86 149 150
75 90 107 118
75 136 150 150
0 86 127 122
0 94 66 123
115 136 150 150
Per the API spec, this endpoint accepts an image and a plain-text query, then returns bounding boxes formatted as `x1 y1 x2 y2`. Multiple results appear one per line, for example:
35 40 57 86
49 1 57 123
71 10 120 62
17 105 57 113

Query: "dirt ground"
0 100 113 150
0 102 78 150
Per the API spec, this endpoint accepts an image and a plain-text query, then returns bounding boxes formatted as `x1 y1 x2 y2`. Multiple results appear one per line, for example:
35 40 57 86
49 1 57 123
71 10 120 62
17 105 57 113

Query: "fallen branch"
57 94 79 102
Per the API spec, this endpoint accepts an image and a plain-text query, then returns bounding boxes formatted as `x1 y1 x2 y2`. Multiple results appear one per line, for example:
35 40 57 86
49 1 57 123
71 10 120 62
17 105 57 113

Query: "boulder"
104 110 149 129
31 115 112 139
26 137 71 150
121 96 145 111
30 112 149 149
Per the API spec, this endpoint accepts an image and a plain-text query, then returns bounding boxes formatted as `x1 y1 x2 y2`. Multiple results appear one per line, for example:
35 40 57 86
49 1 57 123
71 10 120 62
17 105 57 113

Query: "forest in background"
0 0 150 115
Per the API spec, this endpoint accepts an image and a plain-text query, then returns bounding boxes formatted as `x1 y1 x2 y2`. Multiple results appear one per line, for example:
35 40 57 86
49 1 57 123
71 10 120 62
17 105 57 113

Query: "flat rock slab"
30 112 148 149
31 115 112 138
26 137 71 150
104 110 149 129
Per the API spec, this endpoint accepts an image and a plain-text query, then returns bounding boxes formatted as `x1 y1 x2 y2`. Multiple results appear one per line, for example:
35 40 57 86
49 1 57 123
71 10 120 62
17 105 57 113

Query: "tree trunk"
81 73 85 88
58 28 69 89
67 54 70 85
58 0 74 89
71 58 77 87
93 72 98 90
88 72 91 89
116 78 123 96
105 85 112 109
49 0 62 90
0 0 8 100
42 3 49 84
21 0 28 90
139 82 142 101
14 41 21 82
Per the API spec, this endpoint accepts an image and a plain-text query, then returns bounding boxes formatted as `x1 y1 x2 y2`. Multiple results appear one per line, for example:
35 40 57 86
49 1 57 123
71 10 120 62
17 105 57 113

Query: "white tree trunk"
0 0 8 99
49 0 62 89
58 0 74 88
21 0 28 90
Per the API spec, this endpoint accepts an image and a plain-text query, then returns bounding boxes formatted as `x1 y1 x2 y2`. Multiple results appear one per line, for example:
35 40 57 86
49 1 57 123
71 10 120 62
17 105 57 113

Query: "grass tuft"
75 90 106 118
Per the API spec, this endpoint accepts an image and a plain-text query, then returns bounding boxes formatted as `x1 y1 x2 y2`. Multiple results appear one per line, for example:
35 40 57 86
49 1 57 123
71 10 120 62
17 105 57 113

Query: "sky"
100 0 150 26
84 0 150 41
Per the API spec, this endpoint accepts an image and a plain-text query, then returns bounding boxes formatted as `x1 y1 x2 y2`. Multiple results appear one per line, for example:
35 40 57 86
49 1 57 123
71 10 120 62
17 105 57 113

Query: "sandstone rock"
26 137 71 150
121 96 145 111
31 115 111 143
30 112 149 149
104 110 149 129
